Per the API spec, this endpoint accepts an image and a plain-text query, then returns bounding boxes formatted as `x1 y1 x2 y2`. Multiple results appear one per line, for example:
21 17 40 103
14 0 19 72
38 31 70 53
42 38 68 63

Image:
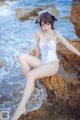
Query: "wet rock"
61 16 70 19
16 5 58 20
70 0 80 37
0 1 9 7
0 0 5 2
16 7 42 20
57 40 80 79
30 40 80 100
18 40 80 120
12 91 22 98
0 95 12 104
18 102 75 120
0 59 6 68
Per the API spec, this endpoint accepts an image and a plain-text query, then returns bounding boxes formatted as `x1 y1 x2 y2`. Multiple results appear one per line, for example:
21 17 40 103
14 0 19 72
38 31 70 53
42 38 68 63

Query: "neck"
42 29 54 35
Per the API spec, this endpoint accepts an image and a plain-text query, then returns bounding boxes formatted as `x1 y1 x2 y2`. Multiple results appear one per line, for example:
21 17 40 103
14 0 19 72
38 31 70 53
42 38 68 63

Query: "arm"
35 31 40 58
56 31 80 56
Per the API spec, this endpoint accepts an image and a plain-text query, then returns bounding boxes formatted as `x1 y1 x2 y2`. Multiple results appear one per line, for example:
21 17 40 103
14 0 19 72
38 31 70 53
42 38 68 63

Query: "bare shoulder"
52 30 59 40
53 30 60 36
53 30 63 40
36 30 41 35
36 31 41 41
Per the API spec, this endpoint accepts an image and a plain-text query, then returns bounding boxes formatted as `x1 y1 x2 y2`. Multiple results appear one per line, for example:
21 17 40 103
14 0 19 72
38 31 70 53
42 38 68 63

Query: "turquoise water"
0 0 78 119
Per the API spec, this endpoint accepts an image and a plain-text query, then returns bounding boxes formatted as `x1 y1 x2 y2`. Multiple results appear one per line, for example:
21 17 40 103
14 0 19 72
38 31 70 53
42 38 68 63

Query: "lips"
45 30 48 32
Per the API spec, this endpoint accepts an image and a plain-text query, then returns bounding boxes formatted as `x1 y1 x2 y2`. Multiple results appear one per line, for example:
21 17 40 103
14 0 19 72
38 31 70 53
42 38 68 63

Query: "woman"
12 9 80 120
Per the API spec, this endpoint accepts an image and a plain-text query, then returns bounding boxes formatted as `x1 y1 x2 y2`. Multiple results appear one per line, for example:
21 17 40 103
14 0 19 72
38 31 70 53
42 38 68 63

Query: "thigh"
28 61 59 80
20 53 42 68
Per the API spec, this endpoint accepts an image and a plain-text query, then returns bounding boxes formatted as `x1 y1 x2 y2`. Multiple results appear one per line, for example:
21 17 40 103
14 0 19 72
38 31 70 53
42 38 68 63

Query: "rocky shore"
17 39 80 120
70 0 80 37
0 0 80 120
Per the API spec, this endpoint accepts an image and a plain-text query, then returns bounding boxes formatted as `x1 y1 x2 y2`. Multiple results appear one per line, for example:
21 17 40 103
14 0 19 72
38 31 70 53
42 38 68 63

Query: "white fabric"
38 8 53 16
39 40 60 64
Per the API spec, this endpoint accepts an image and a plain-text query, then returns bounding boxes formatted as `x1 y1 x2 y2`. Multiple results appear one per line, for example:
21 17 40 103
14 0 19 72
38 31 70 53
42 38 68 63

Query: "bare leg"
20 60 59 110
12 77 34 120
12 53 42 120
12 53 59 120
18 53 41 77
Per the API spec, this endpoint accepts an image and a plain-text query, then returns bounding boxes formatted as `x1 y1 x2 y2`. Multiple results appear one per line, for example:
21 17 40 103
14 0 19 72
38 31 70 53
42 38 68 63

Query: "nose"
45 25 47 28
45 25 48 29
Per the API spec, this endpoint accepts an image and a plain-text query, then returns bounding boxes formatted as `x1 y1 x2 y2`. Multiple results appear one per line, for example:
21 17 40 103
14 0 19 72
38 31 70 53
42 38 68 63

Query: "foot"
12 107 26 120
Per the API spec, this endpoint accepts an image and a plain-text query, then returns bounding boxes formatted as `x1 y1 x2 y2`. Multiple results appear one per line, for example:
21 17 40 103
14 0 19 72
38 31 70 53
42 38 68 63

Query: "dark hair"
35 12 57 30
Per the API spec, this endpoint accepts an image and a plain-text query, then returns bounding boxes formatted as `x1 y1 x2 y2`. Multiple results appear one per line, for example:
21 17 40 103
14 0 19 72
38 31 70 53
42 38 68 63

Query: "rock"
12 91 22 98
18 99 79 120
0 95 12 104
41 74 68 100
61 16 70 19
16 7 41 20
18 103 68 120
57 40 80 78
0 0 5 2
0 1 9 7
16 5 59 20
18 40 80 120
0 59 6 68
30 40 80 100
70 0 80 37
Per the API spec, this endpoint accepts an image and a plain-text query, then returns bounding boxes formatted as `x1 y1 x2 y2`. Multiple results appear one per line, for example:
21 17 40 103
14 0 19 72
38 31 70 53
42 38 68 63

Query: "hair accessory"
37 8 53 16
35 8 57 23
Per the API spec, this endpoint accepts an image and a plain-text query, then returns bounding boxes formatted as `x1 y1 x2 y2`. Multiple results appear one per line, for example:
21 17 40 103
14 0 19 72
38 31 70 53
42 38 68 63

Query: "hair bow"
37 8 53 16
35 8 57 23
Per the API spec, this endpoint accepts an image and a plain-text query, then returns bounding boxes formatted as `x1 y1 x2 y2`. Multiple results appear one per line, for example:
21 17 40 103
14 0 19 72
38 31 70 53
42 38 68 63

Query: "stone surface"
16 5 58 20
0 1 8 7
18 40 80 120
0 59 6 68
70 0 80 37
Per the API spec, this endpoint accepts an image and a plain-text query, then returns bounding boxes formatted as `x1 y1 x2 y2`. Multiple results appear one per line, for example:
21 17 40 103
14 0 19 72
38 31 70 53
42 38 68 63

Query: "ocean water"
0 0 78 119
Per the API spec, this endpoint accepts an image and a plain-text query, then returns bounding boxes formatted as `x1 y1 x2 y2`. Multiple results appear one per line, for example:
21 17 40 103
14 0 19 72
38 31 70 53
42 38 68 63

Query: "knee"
18 53 26 63
27 71 35 81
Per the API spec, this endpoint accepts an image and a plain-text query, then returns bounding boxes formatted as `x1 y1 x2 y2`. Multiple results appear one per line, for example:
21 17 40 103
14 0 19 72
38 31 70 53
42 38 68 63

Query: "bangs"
39 12 54 29
40 16 53 26
41 19 52 25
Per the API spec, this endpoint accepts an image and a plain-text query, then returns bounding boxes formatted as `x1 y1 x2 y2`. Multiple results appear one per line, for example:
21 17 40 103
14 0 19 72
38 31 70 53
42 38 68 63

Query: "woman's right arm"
35 31 40 58
56 31 80 56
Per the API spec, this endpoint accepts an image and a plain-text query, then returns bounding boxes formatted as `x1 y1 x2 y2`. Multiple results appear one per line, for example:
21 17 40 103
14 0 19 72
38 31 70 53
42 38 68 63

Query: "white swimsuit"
39 40 60 64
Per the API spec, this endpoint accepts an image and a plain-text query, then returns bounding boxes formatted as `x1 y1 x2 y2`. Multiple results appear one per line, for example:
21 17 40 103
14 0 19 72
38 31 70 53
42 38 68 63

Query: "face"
41 21 52 33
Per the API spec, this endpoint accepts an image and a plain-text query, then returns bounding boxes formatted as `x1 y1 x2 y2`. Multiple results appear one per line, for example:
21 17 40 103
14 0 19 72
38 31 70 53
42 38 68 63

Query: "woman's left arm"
56 31 80 56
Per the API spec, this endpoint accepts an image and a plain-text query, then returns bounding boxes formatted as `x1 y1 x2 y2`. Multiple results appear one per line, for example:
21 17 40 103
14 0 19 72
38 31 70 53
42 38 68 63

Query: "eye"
47 23 50 25
41 24 45 26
